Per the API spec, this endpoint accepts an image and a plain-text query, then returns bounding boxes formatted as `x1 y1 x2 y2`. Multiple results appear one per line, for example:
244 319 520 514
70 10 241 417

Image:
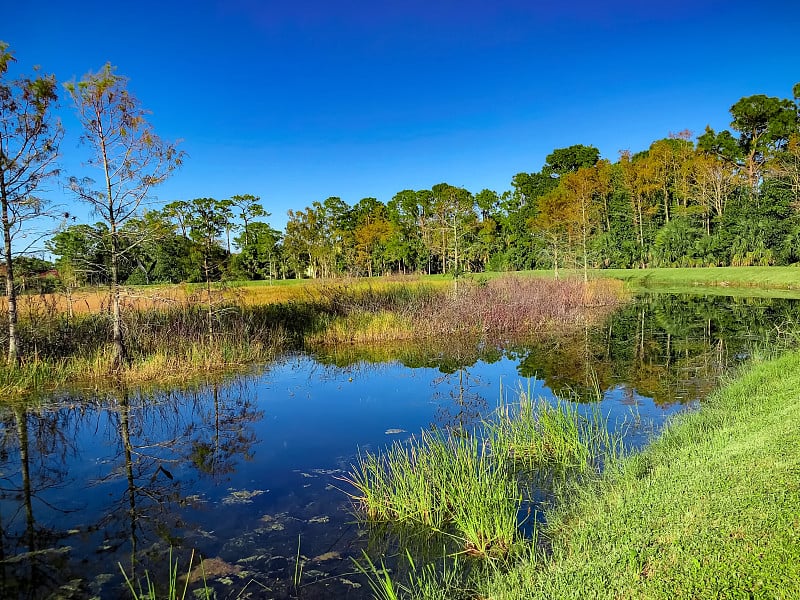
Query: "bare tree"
65 64 183 367
0 42 62 365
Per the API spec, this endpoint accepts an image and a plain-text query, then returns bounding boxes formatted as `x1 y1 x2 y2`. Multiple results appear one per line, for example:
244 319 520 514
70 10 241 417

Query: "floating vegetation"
186 557 241 585
221 488 267 505
308 515 330 524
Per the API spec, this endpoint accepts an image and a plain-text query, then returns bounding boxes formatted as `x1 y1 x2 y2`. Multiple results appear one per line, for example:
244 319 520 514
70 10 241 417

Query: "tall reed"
488 392 625 477
343 429 522 559
311 276 625 344
343 385 626 565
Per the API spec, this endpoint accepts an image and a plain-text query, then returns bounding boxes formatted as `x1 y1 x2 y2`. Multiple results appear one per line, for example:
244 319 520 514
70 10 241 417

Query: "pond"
1 293 797 599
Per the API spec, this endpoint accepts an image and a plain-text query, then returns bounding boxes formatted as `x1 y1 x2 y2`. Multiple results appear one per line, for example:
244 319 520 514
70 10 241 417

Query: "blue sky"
5 0 800 231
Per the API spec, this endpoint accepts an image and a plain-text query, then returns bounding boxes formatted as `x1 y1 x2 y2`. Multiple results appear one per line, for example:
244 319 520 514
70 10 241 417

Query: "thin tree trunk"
110 223 126 366
204 254 213 345
99 117 126 368
1 174 20 365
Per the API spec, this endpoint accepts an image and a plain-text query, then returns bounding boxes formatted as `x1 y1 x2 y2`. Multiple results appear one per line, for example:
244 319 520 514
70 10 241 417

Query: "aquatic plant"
354 549 470 600
342 429 522 559
120 548 211 600
488 391 625 477
311 276 624 344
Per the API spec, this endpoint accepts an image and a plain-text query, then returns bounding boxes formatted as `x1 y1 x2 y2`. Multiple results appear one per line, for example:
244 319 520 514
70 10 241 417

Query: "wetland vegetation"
0 275 622 400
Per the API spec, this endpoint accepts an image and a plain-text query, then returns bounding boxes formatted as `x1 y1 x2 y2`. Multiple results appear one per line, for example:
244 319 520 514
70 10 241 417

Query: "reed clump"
343 429 522 559
488 392 625 477
342 387 624 561
0 299 322 398
311 276 625 344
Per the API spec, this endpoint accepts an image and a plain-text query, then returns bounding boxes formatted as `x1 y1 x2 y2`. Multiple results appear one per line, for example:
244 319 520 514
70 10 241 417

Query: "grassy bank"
472 350 800 599
592 266 800 296
355 351 800 599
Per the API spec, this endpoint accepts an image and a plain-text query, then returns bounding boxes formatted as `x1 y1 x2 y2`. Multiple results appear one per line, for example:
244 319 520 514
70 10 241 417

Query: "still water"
1 293 797 598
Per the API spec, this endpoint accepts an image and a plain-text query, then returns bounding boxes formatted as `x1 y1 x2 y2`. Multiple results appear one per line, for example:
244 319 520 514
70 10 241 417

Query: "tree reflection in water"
0 379 263 598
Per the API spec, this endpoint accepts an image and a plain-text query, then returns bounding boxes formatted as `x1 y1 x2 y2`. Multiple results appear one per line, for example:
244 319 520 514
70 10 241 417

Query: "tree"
619 150 660 265
47 223 112 286
229 194 268 248
561 161 612 281
729 93 798 190
534 185 575 278
234 221 281 280
121 209 194 284
687 148 741 234
644 135 695 223
0 42 61 365
386 189 426 273
543 144 600 177
65 64 183 367
186 198 227 341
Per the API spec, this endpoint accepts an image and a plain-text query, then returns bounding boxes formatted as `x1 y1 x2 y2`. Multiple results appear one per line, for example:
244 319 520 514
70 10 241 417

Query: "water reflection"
0 293 795 598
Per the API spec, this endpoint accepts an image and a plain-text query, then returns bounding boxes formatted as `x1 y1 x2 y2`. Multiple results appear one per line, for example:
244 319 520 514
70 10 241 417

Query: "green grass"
342 389 622 562
478 350 800 599
351 352 800 599
343 429 523 558
488 390 624 477
594 266 800 296
120 549 211 600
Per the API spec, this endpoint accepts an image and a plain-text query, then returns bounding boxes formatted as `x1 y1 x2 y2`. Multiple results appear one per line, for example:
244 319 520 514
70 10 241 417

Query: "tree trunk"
110 224 126 367
553 242 560 279
1 175 20 366
100 121 126 368
204 254 213 345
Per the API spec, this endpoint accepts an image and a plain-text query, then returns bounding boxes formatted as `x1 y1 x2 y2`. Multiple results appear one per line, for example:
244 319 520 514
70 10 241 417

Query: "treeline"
44 86 800 285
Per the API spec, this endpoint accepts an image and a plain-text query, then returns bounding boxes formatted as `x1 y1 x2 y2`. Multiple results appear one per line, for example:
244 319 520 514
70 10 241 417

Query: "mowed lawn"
481 350 800 599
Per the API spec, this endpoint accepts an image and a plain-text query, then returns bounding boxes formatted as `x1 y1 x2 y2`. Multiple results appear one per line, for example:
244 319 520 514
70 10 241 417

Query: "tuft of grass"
488 390 625 477
354 549 470 600
342 429 522 559
342 385 622 561
120 549 211 600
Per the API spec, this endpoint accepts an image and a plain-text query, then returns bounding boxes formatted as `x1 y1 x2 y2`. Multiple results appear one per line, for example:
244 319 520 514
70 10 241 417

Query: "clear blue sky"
5 0 800 231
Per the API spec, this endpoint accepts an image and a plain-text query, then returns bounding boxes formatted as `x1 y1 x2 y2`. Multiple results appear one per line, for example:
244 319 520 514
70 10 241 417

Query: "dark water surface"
1 293 797 598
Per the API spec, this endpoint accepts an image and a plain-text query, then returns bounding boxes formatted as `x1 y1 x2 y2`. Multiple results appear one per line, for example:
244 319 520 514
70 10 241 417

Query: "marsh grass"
311 276 624 345
0 300 318 399
0 274 622 399
343 429 522 559
120 549 210 600
488 392 625 478
355 549 471 600
343 385 623 565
